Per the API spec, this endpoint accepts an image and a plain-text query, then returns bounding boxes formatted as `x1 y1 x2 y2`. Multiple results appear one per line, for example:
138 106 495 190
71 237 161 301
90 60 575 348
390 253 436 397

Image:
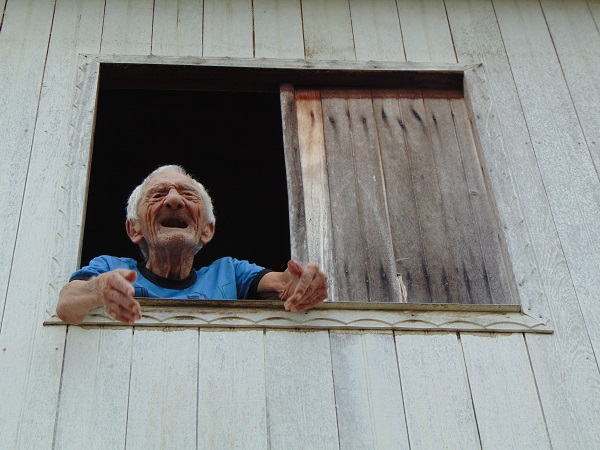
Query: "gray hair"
126 165 215 260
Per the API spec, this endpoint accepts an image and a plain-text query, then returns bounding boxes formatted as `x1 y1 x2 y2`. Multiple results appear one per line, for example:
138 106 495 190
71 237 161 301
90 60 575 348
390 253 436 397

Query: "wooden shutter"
281 85 516 305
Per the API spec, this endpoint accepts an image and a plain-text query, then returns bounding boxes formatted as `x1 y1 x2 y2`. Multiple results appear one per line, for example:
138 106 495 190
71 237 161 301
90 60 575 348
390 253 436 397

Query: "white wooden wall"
1 0 600 448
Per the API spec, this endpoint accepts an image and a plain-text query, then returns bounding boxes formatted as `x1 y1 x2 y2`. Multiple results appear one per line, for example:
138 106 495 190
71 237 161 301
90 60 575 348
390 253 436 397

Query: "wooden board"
0 0 103 447
254 0 304 59
54 328 133 449
197 329 267 448
0 0 55 326
446 0 600 447
264 330 339 449
102 0 154 55
202 0 253 58
294 89 336 299
280 84 309 264
300 0 355 60
424 96 491 304
461 333 551 449
396 0 456 63
152 0 203 57
348 0 405 62
126 328 199 448
330 331 409 449
395 332 480 449
530 0 600 357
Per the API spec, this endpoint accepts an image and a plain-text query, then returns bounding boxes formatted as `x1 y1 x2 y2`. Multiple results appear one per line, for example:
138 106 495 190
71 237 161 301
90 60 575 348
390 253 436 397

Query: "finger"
294 271 327 304
105 302 137 324
102 285 141 318
294 287 328 311
290 265 319 301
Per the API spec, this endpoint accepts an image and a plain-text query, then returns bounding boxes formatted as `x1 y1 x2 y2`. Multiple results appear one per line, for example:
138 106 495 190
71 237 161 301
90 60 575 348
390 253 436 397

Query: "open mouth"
160 218 188 229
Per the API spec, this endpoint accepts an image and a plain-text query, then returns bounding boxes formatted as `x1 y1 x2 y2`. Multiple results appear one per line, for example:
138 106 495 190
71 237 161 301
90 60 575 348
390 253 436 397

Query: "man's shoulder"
89 255 138 269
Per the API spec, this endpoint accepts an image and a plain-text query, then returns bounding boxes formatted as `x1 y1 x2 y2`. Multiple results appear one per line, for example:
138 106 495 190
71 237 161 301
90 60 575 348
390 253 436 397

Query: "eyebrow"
146 182 200 195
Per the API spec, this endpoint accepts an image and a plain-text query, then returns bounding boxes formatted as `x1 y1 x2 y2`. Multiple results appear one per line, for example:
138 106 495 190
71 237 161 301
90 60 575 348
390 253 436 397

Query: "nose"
164 188 183 209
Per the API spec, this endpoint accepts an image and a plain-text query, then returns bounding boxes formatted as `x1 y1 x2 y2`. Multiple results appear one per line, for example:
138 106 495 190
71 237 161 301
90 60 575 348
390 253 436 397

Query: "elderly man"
57 165 328 324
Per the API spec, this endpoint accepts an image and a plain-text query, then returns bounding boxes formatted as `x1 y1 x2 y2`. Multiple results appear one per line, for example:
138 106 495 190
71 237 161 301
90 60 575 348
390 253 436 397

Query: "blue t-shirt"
70 255 270 300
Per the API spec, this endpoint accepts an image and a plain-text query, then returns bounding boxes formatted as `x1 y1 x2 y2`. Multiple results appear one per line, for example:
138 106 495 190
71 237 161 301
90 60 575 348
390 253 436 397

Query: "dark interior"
81 89 291 271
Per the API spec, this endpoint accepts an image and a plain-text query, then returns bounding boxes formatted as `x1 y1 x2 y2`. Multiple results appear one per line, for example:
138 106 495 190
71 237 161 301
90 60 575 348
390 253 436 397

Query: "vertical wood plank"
152 0 203 57
395 332 480 449
54 328 132 449
321 93 370 301
197 329 267 449
540 0 600 172
395 0 456 63
126 328 198 448
399 94 455 303
280 84 310 264
0 0 55 326
372 91 426 303
424 96 491 304
294 89 336 299
450 98 517 305
330 331 409 449
0 0 104 447
254 0 304 59
461 333 551 450
265 330 339 449
301 0 355 60
202 0 253 58
348 0 405 61
101 0 154 55
446 0 600 447
346 91 401 302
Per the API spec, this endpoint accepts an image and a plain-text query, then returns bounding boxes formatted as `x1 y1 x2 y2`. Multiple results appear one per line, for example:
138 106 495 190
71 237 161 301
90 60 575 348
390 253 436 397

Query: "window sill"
44 300 551 334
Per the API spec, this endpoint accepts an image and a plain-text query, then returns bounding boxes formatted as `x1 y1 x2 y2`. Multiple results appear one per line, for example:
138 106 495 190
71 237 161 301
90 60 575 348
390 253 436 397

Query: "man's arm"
57 269 142 325
257 261 328 311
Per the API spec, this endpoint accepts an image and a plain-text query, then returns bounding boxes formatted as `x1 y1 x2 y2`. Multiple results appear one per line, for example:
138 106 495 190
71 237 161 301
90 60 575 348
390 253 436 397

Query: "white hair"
126 165 215 260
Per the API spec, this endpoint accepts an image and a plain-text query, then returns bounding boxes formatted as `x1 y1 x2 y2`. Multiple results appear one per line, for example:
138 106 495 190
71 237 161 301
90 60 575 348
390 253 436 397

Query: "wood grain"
126 328 199 448
102 0 154 55
254 0 304 59
198 329 267 448
395 332 480 449
321 91 370 301
301 0 355 60
294 89 336 299
447 0 600 447
54 328 133 449
152 0 203 57
280 84 309 264
0 0 103 447
396 0 456 63
349 0 405 62
202 0 253 58
264 330 339 449
461 333 551 449
330 331 409 449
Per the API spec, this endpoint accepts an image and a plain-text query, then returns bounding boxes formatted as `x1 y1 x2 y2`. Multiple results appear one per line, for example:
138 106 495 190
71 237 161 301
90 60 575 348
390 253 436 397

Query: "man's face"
126 170 214 256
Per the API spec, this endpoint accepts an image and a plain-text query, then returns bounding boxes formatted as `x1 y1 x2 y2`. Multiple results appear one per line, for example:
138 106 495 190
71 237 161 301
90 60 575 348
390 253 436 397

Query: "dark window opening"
81 89 291 272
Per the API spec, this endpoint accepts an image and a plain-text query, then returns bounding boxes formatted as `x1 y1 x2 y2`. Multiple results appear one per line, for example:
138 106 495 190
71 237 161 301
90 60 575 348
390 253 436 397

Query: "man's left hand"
281 261 328 312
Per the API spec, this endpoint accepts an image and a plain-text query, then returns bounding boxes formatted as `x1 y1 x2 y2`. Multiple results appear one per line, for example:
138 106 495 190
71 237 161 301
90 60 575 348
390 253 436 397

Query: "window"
83 89 291 271
285 87 516 305
74 58 518 306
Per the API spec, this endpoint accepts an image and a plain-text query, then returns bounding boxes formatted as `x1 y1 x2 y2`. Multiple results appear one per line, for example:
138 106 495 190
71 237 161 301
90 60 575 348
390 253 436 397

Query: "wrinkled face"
126 170 214 256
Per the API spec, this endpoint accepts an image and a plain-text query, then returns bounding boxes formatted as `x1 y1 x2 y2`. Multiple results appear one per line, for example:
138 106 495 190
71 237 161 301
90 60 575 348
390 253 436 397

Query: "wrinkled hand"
95 269 142 324
282 261 328 312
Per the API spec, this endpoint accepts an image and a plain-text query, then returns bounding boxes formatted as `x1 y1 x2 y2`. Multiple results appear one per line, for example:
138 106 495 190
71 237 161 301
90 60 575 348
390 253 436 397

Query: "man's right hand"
57 269 142 325
95 269 142 324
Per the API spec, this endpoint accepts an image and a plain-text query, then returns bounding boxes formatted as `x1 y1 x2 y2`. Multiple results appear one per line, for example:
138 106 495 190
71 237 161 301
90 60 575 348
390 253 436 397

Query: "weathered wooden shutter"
281 85 516 305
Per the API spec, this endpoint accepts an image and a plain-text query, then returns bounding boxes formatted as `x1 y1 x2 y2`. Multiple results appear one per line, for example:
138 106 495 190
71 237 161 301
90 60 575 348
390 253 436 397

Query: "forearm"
256 271 293 300
56 279 102 325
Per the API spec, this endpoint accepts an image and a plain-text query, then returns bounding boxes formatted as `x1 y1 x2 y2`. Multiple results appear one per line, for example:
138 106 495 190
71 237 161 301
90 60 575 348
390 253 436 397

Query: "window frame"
44 54 551 334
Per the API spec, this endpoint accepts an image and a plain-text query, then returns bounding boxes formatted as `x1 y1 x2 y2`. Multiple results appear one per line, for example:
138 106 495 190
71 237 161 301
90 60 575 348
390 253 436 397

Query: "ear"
126 219 144 245
200 222 215 245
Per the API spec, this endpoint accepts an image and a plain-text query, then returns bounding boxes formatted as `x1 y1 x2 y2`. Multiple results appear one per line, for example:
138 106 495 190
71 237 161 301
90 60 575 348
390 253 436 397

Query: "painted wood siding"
0 0 599 448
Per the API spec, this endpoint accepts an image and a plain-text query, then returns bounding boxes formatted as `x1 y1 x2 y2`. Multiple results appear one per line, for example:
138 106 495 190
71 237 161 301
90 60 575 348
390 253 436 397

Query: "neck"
145 248 195 279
